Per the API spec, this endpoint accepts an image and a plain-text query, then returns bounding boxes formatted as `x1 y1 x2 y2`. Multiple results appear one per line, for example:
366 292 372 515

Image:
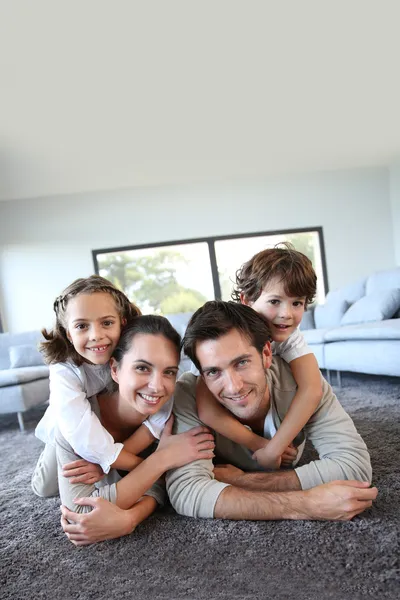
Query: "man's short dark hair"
183 301 272 371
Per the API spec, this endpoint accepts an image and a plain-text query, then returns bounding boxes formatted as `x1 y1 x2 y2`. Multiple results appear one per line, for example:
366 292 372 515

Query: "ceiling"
1 1 400 202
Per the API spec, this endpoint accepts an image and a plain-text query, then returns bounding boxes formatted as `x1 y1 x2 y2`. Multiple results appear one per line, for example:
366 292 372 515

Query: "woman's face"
111 333 180 416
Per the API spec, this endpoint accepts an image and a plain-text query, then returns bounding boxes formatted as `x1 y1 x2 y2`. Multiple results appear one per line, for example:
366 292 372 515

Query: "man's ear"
261 341 273 370
240 292 252 306
110 357 119 384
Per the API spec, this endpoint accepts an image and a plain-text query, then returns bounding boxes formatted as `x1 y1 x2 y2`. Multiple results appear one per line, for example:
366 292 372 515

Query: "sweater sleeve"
49 363 123 474
165 373 229 518
294 378 372 488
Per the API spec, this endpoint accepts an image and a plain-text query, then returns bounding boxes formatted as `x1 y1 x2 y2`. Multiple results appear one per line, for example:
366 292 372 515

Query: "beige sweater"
166 357 372 519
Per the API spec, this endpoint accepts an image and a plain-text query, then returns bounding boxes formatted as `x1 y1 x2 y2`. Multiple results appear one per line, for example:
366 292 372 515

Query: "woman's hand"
157 415 215 469
62 459 105 485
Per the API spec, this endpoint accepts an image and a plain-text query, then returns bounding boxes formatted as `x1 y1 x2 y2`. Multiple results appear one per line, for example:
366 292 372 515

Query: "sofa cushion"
300 308 315 331
325 319 400 342
302 328 331 345
0 366 49 388
366 268 400 296
325 277 367 306
314 300 349 329
9 344 44 368
341 289 400 326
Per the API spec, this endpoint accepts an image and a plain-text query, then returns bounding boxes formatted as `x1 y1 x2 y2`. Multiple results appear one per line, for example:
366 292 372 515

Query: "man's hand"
304 480 378 521
61 497 136 546
62 459 105 485
213 464 245 486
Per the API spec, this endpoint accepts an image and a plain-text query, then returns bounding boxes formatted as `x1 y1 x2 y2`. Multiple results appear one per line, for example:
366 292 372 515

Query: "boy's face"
242 277 306 344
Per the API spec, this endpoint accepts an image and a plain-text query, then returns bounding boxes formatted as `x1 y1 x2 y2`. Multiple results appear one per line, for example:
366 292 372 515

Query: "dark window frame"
92 226 329 300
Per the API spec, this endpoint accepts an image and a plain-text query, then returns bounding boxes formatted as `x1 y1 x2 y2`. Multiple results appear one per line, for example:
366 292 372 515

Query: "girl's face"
66 292 122 365
111 333 179 416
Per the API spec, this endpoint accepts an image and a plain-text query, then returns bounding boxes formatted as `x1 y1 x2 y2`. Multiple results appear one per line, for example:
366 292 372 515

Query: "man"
61 302 376 544
166 301 375 521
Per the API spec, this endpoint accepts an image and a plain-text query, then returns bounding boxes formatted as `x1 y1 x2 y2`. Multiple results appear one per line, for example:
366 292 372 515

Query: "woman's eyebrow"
133 359 179 369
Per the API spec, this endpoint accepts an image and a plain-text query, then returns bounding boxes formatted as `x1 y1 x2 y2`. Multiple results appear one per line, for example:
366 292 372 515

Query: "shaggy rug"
1 373 399 600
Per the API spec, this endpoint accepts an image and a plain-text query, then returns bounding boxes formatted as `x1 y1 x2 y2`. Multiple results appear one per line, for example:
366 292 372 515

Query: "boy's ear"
110 357 119 383
261 341 273 370
240 292 251 306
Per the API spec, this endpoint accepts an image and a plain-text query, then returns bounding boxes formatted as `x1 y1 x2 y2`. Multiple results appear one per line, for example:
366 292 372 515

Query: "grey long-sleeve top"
166 357 372 519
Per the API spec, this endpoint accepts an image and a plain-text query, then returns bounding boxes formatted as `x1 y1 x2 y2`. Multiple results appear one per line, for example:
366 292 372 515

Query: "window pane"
215 231 325 304
97 243 215 315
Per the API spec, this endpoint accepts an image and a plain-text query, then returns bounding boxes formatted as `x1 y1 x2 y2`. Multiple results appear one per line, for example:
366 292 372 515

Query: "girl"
195 244 323 470
32 275 169 496
56 315 215 532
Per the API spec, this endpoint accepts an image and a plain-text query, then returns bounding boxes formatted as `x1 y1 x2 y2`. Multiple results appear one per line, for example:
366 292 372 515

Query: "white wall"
389 164 400 266
0 166 396 332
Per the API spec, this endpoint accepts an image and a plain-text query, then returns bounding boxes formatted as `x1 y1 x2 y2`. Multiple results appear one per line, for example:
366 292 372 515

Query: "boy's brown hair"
232 242 317 307
40 275 141 365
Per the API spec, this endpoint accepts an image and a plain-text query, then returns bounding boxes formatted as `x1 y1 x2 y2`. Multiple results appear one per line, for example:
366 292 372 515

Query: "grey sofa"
300 267 400 381
0 331 49 430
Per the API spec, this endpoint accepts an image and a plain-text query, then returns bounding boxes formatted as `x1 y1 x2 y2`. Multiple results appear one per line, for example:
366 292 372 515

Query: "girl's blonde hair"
40 275 141 365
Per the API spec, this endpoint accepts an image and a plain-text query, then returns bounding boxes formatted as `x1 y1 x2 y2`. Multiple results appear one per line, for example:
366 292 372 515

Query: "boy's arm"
111 425 156 471
253 354 322 465
196 377 266 453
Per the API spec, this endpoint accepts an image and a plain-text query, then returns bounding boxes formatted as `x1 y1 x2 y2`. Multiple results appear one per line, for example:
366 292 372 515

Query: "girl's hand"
62 459 105 485
157 415 215 469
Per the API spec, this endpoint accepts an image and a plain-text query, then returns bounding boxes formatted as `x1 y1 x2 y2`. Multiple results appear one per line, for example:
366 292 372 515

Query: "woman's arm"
196 378 267 452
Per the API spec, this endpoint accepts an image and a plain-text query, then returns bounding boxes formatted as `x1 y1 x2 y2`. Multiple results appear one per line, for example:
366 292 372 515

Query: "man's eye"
205 369 218 378
238 359 249 367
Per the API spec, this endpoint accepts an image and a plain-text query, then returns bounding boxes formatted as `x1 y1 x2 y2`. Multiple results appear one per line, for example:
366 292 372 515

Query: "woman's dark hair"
183 301 272 371
40 275 141 365
112 315 181 364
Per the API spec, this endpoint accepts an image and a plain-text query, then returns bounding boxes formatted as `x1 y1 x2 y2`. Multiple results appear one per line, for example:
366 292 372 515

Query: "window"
93 227 327 315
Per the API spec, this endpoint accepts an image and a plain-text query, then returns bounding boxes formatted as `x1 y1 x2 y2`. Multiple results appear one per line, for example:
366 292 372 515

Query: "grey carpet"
1 373 399 600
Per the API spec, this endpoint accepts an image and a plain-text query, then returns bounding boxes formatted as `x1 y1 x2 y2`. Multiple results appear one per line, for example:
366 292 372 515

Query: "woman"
55 314 215 534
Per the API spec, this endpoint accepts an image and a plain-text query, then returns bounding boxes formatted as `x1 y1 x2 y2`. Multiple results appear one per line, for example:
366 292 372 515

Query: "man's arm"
213 464 302 491
214 480 377 521
294 377 372 489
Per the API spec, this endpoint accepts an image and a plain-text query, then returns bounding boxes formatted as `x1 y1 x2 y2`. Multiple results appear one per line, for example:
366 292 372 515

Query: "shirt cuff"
100 442 124 474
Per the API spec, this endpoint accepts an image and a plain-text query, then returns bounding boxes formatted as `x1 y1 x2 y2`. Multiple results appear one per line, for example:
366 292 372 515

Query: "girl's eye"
75 323 88 330
269 299 279 305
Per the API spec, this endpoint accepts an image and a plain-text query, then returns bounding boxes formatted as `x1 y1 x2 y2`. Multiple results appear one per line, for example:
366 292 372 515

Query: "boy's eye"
293 301 304 307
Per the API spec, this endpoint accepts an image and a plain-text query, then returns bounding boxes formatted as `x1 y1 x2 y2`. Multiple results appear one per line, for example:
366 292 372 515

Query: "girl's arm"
50 363 124 474
253 354 323 467
196 378 267 453
111 425 156 471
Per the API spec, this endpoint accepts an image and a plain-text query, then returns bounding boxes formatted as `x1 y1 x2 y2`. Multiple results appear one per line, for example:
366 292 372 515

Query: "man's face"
196 328 272 423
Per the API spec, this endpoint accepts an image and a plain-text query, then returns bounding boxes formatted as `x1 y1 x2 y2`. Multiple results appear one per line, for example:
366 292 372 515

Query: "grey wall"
0 166 396 332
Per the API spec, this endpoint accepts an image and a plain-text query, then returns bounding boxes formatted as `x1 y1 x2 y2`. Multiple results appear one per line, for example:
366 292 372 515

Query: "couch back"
0 331 45 370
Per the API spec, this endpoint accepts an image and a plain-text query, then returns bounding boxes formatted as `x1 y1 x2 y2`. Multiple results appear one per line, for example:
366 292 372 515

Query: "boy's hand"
62 459 105 485
252 442 297 470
